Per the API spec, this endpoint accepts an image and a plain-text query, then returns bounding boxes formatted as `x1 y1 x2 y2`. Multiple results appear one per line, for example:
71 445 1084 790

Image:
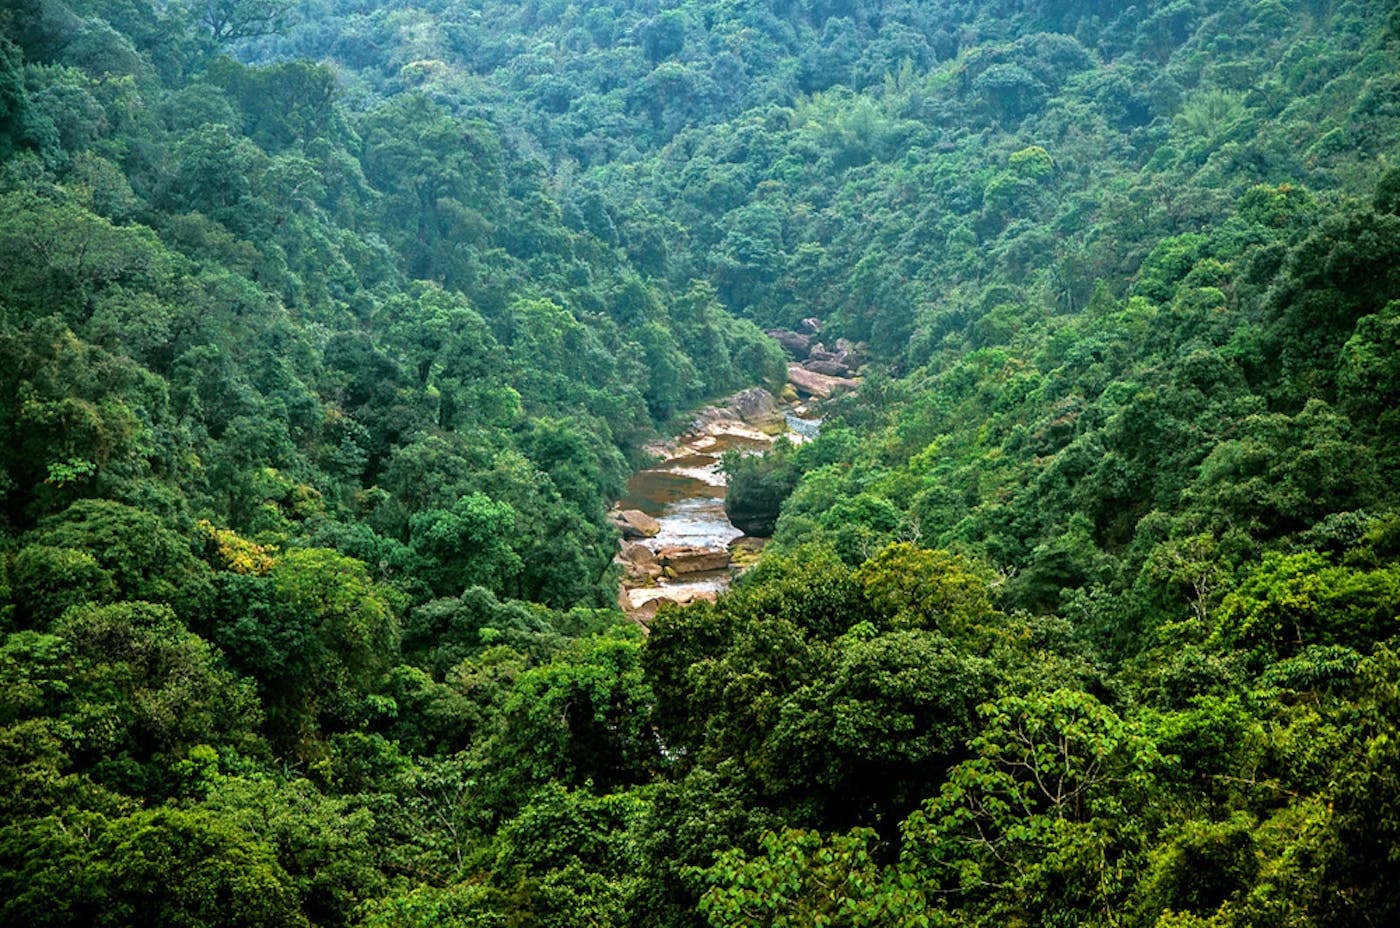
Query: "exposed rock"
800 317 824 335
788 362 859 398
641 437 679 459
656 545 731 574
611 508 660 538
618 543 663 582
835 338 865 370
656 589 718 606
631 563 664 582
728 535 769 567
766 328 811 359
725 387 783 428
804 358 851 377
630 599 661 623
688 387 784 436
624 586 720 616
803 338 866 375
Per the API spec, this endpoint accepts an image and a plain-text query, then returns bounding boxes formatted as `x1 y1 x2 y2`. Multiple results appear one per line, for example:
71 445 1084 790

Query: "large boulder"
611 509 660 539
723 387 784 429
788 362 859 398
689 387 784 435
804 358 851 377
619 543 663 581
656 545 731 574
835 338 865 369
766 328 811 359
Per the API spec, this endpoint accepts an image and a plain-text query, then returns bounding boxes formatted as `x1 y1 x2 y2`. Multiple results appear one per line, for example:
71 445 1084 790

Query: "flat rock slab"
626 586 720 610
612 508 661 538
804 358 850 377
788 362 859 398
656 545 731 573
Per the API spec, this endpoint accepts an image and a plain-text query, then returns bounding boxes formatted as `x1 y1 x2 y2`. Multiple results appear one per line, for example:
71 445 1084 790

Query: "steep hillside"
2 1 1399 926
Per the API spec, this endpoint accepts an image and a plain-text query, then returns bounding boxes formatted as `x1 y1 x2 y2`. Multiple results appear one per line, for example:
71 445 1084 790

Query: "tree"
1211 552 1400 662
760 630 997 826
202 775 384 928
7 544 118 628
84 807 308 927
403 586 554 679
0 194 167 323
25 500 215 620
53 601 261 790
1 37 47 158
638 12 687 65
1338 300 1400 464
699 827 903 928
972 63 1048 122
211 548 400 755
854 543 1000 634
491 783 649 928
267 547 400 724
480 630 656 812
722 444 800 537
198 0 292 43
900 690 1162 924
409 493 523 598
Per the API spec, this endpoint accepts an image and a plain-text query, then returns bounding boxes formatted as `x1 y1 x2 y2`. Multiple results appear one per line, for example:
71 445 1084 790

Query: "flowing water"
617 409 821 610
784 409 822 440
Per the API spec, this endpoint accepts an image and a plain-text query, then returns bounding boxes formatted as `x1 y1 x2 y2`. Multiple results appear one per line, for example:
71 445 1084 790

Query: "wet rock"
612 508 661 538
656 545 731 574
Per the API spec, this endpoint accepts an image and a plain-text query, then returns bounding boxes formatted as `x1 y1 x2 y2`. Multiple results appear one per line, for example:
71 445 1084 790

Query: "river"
616 400 820 614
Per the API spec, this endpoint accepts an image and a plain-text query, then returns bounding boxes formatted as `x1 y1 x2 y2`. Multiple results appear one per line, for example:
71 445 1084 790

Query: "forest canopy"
3 0 1400 925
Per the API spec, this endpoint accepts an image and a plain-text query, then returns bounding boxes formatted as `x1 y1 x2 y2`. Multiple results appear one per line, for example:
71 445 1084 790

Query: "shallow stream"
617 409 820 610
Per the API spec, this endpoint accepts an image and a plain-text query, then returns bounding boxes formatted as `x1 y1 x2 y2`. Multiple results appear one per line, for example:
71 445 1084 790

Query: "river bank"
611 386 820 622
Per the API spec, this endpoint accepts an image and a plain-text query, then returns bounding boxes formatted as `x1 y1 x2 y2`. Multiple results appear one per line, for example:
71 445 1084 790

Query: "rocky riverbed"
611 386 820 622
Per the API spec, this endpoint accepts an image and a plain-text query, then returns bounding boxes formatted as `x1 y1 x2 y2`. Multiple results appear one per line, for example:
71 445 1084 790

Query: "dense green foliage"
3 0 1400 925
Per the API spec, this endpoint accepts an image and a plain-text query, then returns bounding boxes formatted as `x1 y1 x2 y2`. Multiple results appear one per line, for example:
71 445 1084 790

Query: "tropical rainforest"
2 0 1400 924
